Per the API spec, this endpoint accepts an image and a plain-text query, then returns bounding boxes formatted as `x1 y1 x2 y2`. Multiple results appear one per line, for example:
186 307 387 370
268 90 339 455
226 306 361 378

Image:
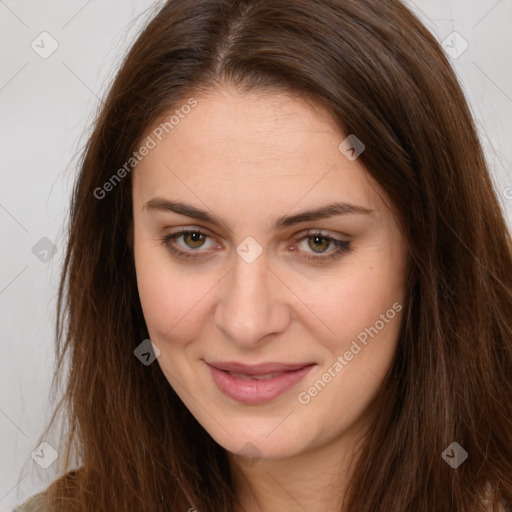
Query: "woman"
15 0 512 510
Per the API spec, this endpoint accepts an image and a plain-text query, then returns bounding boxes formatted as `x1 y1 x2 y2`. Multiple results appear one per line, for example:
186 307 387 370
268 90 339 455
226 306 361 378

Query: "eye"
293 230 351 262
160 228 351 262
160 228 217 259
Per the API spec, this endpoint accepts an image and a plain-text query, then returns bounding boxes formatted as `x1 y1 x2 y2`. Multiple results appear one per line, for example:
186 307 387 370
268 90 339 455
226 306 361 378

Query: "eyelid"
165 226 219 251
161 226 351 261
164 226 350 243
291 227 350 243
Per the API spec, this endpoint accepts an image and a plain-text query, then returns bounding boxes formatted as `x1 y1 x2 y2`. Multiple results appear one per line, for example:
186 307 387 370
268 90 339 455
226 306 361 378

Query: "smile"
205 361 316 404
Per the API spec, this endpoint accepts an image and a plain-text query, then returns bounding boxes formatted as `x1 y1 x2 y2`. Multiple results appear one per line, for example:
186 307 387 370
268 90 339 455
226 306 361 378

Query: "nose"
214 250 290 348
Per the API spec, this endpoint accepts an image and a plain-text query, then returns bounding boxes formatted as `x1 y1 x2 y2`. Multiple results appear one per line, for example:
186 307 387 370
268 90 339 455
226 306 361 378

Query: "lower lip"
207 364 315 404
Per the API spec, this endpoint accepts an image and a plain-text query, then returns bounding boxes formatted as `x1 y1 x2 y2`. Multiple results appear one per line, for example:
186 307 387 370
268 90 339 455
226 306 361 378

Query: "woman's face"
132 86 408 463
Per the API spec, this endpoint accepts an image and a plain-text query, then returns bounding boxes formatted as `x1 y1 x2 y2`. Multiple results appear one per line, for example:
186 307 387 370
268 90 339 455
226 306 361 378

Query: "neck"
229 425 366 512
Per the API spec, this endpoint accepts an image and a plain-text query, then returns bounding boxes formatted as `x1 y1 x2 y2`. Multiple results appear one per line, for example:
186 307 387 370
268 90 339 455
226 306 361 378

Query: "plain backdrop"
1 0 511 509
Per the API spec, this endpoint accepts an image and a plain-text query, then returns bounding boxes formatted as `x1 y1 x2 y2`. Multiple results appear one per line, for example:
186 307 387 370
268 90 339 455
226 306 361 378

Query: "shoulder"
12 468 84 512
12 491 48 512
480 482 510 512
481 495 509 512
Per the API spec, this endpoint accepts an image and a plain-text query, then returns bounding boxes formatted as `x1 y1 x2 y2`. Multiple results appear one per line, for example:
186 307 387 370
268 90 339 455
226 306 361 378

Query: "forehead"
132 87 385 216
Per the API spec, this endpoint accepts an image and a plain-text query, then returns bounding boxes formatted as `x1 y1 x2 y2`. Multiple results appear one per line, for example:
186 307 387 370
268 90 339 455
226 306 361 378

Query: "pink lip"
206 361 315 404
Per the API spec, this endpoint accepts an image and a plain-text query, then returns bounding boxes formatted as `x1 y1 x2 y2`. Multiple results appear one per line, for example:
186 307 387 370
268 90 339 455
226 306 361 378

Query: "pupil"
310 235 328 252
186 232 204 248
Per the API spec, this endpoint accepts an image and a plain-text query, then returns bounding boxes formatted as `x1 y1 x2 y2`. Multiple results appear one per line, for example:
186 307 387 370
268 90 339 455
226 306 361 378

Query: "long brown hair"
32 0 512 510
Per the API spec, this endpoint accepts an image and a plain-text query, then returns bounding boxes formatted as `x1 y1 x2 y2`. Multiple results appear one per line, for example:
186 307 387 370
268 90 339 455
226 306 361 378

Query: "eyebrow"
143 198 374 232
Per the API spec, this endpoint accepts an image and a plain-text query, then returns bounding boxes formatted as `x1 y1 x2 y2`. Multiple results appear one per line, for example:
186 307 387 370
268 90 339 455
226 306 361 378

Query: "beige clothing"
12 490 508 511
12 491 47 512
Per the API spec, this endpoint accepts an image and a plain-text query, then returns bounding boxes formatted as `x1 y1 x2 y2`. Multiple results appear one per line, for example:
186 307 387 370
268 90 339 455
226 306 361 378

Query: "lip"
206 361 315 404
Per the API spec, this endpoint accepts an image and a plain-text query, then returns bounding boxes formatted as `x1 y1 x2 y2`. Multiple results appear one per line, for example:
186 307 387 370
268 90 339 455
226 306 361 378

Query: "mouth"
205 361 316 404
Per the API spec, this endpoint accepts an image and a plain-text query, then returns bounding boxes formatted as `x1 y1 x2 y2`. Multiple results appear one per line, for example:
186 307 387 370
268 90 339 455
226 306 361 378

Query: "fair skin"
132 85 408 512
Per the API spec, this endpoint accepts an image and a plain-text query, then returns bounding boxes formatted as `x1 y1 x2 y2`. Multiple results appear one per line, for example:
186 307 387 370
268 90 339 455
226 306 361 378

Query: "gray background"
1 0 511 509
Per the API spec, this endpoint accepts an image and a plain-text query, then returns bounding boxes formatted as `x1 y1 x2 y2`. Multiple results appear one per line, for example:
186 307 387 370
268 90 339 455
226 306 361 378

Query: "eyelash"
160 228 351 262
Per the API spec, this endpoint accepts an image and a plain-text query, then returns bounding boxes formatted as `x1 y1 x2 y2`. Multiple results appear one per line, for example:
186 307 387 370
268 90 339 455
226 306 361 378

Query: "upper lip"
206 361 314 375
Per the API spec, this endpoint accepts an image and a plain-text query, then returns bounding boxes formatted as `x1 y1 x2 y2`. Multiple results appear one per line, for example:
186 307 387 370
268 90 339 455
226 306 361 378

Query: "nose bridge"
214 248 288 345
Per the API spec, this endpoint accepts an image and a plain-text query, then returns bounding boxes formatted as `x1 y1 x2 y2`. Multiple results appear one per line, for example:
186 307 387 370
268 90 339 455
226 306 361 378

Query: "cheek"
134 242 210 342
319 265 404 336
312 247 406 360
